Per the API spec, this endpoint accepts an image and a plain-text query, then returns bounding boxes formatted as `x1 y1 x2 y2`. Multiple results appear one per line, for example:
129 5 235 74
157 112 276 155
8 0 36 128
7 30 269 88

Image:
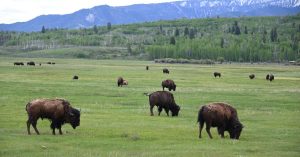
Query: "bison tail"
25 102 31 111
197 106 204 124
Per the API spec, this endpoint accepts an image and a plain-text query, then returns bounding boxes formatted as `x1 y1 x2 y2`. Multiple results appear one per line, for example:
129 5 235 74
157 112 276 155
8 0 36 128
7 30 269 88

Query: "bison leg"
217 127 225 138
32 121 40 135
26 119 31 135
50 122 56 135
150 105 154 116
205 122 213 139
162 87 165 91
164 108 169 116
158 106 163 116
168 88 171 91
58 127 63 135
199 120 204 138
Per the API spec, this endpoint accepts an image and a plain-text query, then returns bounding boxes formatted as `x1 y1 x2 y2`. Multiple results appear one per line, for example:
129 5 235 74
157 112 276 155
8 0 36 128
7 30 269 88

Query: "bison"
213 72 221 78
146 91 180 117
249 74 255 79
26 98 80 135
73 75 79 80
27 61 35 66
163 68 169 74
146 66 149 70
266 74 274 81
197 102 243 139
14 62 24 66
161 79 176 91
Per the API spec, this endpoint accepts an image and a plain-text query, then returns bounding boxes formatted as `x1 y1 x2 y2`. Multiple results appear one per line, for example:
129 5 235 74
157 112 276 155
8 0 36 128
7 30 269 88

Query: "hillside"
0 15 299 62
0 0 299 32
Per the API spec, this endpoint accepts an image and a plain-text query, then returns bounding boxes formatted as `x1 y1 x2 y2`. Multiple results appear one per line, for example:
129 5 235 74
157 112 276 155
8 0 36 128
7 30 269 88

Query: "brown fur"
26 98 80 135
147 91 180 117
117 77 124 87
161 79 176 91
197 102 243 139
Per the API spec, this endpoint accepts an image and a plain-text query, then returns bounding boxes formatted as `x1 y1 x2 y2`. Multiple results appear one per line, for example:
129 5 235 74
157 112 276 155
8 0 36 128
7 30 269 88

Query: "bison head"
171 105 180 116
68 108 80 129
229 120 243 139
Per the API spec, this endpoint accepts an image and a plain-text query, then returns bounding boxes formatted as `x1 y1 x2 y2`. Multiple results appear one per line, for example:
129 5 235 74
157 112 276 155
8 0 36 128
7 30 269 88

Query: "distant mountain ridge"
1 0 299 32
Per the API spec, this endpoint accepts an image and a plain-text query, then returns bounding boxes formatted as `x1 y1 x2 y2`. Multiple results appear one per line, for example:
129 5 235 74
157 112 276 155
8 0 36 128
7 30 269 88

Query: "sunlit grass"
0 57 299 157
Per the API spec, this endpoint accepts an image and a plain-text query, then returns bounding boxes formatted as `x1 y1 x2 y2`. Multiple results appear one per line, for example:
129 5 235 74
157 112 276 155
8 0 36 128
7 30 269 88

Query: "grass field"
0 57 299 157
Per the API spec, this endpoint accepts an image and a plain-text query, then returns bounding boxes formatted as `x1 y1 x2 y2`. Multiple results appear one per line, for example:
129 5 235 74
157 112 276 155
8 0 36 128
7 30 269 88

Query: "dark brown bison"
47 62 52 64
249 74 255 79
26 98 80 135
162 79 176 91
214 72 221 78
146 66 149 70
146 91 180 117
73 75 79 80
117 77 124 87
269 74 274 81
197 102 243 139
163 68 169 74
27 61 35 66
14 62 24 66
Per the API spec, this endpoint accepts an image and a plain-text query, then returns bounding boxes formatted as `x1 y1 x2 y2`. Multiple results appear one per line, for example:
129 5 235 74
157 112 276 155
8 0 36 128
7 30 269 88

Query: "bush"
154 58 215 64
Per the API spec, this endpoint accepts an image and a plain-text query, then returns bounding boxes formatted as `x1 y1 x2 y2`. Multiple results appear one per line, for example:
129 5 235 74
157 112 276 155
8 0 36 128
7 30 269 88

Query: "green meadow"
0 57 299 157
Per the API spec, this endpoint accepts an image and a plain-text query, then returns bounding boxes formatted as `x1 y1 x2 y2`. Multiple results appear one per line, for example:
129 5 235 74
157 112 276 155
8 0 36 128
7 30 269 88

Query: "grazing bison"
146 66 149 70
214 72 221 78
47 62 52 64
161 79 176 91
249 74 255 79
117 77 124 87
197 102 243 139
146 91 180 117
163 68 169 74
73 75 79 80
51 62 55 65
266 74 274 81
26 98 80 135
27 61 35 66
14 62 24 66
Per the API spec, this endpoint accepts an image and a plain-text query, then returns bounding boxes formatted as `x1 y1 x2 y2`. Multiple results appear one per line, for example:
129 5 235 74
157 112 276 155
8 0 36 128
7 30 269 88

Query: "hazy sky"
0 0 178 24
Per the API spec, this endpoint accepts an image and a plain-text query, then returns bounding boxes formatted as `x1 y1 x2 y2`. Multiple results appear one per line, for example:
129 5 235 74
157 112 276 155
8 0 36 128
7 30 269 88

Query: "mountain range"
1 0 299 32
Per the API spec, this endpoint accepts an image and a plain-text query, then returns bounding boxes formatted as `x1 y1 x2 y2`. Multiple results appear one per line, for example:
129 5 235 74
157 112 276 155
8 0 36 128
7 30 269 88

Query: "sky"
0 0 178 24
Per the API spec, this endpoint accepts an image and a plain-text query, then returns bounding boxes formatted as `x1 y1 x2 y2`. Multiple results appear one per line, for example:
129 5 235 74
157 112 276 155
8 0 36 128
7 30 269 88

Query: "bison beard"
147 91 180 117
26 99 80 135
197 102 243 139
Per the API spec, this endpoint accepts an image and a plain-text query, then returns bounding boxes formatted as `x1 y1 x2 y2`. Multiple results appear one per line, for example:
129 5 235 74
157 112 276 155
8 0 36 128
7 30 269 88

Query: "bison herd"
14 61 55 66
22 64 279 140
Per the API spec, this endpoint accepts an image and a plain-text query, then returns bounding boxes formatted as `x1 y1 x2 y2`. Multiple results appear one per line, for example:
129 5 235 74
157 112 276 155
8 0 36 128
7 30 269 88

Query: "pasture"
0 57 299 157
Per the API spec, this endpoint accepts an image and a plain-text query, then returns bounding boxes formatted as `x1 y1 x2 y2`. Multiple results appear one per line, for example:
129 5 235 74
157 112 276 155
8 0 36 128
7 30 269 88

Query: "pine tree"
220 37 225 48
174 28 180 37
244 26 248 34
270 27 278 42
189 28 195 39
184 27 189 36
170 36 176 45
93 25 98 33
107 22 112 31
41 26 46 33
